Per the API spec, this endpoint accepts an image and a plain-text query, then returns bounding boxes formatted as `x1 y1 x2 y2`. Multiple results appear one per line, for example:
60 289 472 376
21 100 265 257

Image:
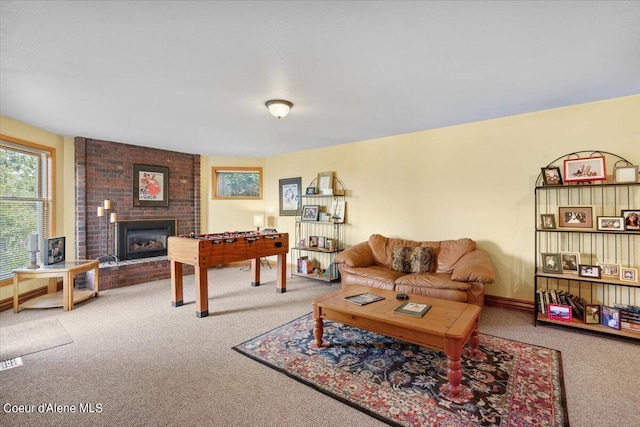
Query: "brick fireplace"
75 137 200 290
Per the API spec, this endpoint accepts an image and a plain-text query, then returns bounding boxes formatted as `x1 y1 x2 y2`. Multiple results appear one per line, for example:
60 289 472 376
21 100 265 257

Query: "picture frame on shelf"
620 267 638 283
44 236 65 265
558 206 593 228
547 304 572 322
597 262 621 277
563 156 606 183
560 252 580 274
133 164 169 207
541 166 563 185
596 216 625 231
308 236 318 247
601 306 621 330
541 253 562 273
279 177 301 216
578 264 601 279
614 165 639 183
301 205 320 222
540 214 556 229
621 210 640 231
317 236 326 249
317 171 334 195
305 186 316 195
583 304 600 324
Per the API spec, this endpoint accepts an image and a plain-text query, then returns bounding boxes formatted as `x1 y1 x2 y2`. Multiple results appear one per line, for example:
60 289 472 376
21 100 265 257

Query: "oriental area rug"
233 313 568 427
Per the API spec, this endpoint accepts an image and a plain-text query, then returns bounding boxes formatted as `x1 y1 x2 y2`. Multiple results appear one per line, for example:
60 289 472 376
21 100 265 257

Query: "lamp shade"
265 99 293 119
253 213 265 229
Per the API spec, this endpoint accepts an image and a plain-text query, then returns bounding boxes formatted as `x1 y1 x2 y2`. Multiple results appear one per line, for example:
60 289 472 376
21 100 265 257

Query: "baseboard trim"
485 295 534 313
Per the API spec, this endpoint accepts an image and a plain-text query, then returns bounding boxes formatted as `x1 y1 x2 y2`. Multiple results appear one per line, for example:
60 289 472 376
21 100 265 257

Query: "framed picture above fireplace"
133 164 169 207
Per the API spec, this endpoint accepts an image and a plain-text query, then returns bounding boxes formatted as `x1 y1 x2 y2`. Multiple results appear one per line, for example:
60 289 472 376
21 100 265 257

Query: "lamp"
253 213 265 231
265 99 293 119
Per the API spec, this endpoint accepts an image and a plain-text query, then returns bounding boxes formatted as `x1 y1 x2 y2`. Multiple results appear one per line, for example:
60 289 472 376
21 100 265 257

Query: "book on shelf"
344 292 385 306
394 301 431 318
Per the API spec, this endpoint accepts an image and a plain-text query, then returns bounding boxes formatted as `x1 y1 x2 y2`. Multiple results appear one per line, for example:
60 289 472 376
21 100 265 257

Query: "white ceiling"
1 1 639 157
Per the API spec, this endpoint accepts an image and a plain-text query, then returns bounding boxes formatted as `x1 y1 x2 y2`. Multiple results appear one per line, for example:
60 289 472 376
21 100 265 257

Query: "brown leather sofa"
334 234 495 307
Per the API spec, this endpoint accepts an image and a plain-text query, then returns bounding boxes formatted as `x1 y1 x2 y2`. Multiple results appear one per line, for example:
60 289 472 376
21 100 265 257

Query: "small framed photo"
541 166 563 185
621 210 640 230
317 236 326 249
583 304 600 324
317 171 334 195
578 264 601 279
305 186 316 195
614 165 639 183
601 306 621 330
541 253 562 273
540 214 556 229
44 236 66 265
560 252 580 273
301 205 320 222
558 206 593 228
547 304 572 322
563 156 606 183
597 263 620 277
597 216 625 231
620 267 638 282
308 236 318 247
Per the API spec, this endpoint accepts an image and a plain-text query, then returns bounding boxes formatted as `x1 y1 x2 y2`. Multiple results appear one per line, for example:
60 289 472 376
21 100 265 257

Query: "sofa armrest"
451 249 495 284
334 241 374 268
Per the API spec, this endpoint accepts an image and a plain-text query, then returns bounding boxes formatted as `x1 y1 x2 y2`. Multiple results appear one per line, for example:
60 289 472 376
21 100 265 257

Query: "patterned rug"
233 313 568 427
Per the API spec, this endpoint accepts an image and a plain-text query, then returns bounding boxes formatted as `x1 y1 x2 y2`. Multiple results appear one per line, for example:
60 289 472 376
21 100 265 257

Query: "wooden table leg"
195 266 209 318
314 317 324 348
276 253 286 293
171 260 184 307
63 272 71 311
251 258 260 286
13 274 20 313
443 338 466 399
468 319 481 358
47 277 57 293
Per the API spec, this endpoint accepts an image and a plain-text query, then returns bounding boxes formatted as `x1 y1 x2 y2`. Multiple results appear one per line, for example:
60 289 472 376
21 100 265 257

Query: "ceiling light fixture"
265 99 293 119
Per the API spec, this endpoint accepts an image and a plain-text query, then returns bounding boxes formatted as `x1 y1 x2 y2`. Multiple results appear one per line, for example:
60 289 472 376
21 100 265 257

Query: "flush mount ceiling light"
265 99 293 119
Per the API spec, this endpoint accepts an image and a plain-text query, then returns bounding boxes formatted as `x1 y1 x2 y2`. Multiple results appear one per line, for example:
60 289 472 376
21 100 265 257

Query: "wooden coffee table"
313 285 481 399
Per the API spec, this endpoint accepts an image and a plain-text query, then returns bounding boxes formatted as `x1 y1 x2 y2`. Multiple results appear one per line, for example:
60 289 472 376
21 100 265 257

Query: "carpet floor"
0 318 73 361
234 313 569 427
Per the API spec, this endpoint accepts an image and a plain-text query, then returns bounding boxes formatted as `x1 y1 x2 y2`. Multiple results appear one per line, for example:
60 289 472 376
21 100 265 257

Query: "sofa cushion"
395 272 471 290
369 234 438 268
411 246 435 273
339 265 403 290
435 238 476 273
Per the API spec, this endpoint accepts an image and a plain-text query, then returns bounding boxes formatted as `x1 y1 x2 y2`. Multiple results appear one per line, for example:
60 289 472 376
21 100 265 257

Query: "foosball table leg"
276 253 286 293
195 266 209 318
251 258 260 286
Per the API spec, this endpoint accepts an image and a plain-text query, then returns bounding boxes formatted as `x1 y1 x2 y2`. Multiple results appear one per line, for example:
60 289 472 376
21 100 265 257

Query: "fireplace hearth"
115 219 177 261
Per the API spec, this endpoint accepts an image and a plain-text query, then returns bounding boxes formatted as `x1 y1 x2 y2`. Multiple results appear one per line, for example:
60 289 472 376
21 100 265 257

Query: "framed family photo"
558 206 593 228
583 304 600 324
620 268 638 283
578 264 601 279
44 236 65 265
541 166 563 185
560 252 580 273
597 263 620 277
596 216 624 231
540 214 556 229
541 253 562 274
563 156 606 183
301 205 319 222
621 210 640 231
133 164 169 207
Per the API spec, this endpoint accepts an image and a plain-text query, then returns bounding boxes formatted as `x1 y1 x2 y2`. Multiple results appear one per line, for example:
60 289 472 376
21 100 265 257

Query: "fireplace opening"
115 219 177 261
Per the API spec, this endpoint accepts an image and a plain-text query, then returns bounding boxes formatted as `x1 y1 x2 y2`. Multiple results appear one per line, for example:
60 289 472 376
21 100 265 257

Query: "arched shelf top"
535 150 636 187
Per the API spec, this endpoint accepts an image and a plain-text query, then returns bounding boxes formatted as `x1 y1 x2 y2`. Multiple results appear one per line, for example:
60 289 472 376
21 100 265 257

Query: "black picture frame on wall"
279 177 301 216
133 164 169 207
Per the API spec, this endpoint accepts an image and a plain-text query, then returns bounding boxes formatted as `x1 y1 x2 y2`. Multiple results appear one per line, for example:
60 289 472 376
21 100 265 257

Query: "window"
0 135 54 283
212 167 262 199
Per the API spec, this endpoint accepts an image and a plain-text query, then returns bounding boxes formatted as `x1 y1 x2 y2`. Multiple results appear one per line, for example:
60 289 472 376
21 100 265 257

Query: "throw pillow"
391 246 414 273
411 246 435 273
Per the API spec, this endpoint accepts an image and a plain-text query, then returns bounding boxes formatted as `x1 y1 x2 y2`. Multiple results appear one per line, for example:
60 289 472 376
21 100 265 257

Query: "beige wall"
2 95 639 303
263 95 640 301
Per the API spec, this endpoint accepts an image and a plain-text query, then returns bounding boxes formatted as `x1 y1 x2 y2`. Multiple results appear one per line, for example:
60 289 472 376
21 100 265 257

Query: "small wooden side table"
13 260 100 313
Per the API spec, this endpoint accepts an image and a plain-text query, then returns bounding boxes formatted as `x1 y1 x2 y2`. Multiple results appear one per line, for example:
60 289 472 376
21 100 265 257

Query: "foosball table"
168 231 289 318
